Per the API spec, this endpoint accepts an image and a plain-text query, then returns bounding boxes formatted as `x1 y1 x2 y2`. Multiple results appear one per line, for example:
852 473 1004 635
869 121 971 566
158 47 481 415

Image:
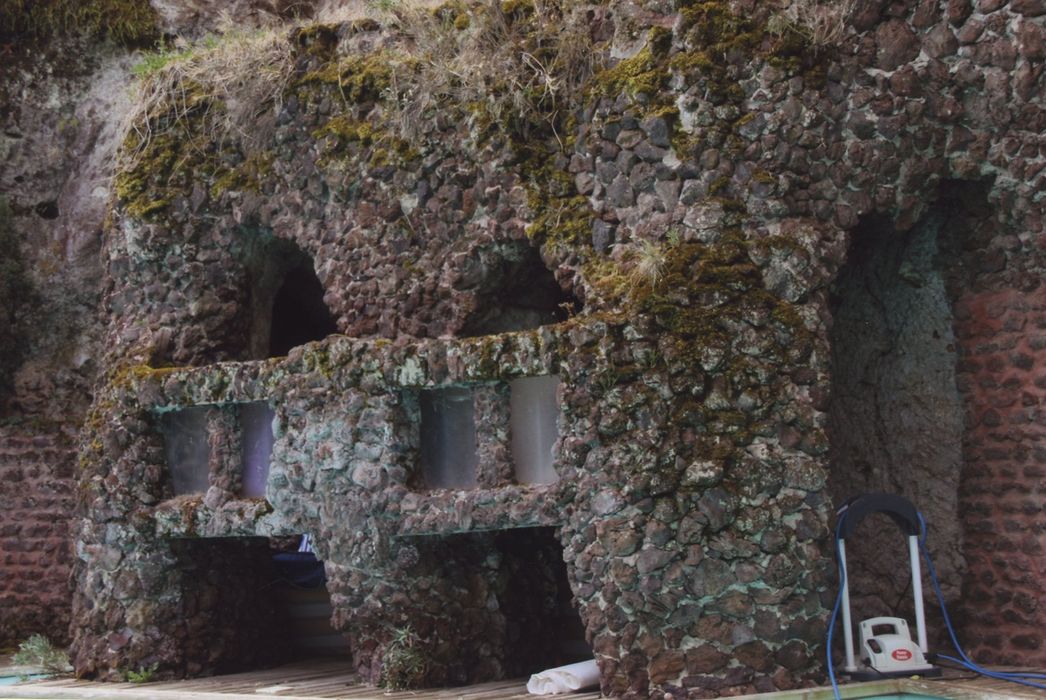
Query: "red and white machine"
836 494 940 680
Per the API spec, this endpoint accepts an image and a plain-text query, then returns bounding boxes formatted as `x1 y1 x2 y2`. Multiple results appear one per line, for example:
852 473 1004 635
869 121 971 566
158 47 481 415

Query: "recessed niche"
510 375 560 485
160 406 211 495
459 243 579 336
269 265 338 357
420 387 479 489
240 402 275 498
243 235 337 360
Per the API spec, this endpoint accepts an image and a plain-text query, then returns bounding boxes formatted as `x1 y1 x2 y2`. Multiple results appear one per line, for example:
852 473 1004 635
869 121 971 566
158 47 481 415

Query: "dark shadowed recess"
243 234 338 359
459 243 579 337
404 526 590 685
171 536 346 675
269 265 338 356
826 179 994 652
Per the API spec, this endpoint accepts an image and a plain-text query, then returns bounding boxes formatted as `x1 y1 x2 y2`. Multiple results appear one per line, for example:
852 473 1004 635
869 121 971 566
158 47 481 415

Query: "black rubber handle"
836 492 921 540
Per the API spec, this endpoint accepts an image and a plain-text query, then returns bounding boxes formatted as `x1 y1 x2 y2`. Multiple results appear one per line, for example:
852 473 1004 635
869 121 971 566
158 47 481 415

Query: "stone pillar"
953 287 1046 664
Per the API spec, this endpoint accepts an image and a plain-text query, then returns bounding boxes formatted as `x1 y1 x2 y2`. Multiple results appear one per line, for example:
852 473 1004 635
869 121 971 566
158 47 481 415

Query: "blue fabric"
273 552 326 588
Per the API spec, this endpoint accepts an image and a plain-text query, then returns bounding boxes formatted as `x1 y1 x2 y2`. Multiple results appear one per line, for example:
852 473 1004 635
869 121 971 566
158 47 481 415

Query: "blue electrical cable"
826 507 849 700
915 511 1046 691
825 506 1046 700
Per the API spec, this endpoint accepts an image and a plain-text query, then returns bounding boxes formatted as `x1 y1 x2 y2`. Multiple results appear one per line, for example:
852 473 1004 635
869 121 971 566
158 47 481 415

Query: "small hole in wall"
269 265 338 357
34 200 59 219
419 387 479 489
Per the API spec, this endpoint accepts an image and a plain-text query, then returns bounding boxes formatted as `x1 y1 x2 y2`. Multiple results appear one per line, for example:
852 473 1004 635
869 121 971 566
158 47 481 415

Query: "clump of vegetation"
385 0 602 143
11 635 69 676
123 662 158 683
379 626 427 690
126 27 293 159
116 27 294 220
0 0 157 44
0 197 33 405
629 238 670 289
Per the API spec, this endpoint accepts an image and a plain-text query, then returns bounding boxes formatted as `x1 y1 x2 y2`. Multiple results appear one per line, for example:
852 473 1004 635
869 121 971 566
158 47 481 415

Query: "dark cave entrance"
245 236 337 359
459 243 579 336
826 181 994 647
171 536 347 675
405 526 590 686
268 265 338 357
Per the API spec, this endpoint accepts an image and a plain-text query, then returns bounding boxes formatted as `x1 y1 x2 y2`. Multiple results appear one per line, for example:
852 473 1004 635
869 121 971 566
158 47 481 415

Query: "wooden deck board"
0 660 600 700
10 659 1039 700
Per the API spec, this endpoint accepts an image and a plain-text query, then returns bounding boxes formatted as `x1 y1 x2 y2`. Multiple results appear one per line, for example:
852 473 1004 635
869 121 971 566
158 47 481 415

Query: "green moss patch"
296 53 396 104
114 86 219 221
0 0 158 44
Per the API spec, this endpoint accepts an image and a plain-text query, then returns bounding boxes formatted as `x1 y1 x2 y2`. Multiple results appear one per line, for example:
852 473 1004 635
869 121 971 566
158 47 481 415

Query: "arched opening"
459 243 579 337
170 535 348 676
396 526 590 687
826 196 966 648
268 265 338 357
243 236 337 359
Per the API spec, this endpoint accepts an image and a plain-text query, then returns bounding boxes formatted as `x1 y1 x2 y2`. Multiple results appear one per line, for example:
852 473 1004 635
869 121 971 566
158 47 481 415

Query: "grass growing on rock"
116 28 294 220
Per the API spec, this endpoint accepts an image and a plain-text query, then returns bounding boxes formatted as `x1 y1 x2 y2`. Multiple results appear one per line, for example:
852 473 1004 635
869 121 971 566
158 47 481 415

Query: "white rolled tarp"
526 659 601 695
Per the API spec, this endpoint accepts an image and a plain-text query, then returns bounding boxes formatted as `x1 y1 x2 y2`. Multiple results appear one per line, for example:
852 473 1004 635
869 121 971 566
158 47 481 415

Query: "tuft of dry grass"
767 0 854 50
122 24 294 170
118 0 600 188
384 0 602 143
0 0 158 44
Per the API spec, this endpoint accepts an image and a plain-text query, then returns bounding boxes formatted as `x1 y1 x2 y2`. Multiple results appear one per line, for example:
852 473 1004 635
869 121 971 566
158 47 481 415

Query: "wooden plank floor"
5 658 1045 700
1 659 603 700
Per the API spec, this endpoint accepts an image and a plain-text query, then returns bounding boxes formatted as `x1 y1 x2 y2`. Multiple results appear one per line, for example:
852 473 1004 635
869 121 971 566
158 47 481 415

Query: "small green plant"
123 663 159 683
11 635 69 676
379 626 427 690
367 0 401 12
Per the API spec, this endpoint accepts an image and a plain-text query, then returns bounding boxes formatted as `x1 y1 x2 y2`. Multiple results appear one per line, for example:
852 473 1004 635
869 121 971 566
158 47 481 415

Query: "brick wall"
953 287 1046 664
0 427 76 647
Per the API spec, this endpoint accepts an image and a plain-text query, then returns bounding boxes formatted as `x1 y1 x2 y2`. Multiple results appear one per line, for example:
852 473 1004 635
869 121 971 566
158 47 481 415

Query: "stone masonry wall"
0 429 76 646
66 0 1045 697
953 287 1046 664
0 36 135 646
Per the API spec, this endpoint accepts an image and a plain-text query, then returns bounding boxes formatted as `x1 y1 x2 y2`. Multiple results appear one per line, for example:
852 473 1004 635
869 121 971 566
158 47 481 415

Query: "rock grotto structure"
0 0 1043 698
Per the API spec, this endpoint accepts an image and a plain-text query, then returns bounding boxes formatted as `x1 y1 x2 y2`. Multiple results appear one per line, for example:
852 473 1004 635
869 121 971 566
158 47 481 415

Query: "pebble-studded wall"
68 0 1044 697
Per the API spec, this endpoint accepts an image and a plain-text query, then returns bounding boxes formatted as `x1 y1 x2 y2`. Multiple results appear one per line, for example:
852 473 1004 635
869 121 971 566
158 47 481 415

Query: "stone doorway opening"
243 236 337 359
268 263 338 357
170 535 347 676
825 190 971 649
403 526 590 686
459 242 580 336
